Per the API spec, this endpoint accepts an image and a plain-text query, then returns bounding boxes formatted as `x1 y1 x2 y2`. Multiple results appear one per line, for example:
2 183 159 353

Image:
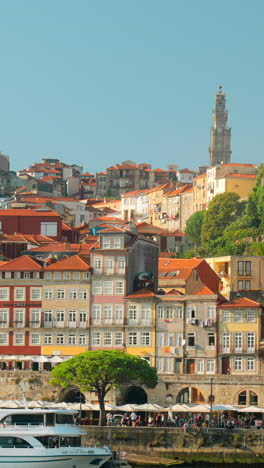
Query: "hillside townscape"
0 87 263 410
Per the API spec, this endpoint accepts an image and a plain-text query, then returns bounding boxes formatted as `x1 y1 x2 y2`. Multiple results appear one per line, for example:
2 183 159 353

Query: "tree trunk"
98 393 106 426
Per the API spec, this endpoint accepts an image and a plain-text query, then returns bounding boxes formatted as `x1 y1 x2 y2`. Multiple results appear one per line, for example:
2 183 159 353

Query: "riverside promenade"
83 426 264 465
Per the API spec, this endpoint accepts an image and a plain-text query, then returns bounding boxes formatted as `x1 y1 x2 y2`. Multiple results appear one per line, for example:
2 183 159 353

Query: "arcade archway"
121 386 147 405
176 386 205 404
59 387 86 403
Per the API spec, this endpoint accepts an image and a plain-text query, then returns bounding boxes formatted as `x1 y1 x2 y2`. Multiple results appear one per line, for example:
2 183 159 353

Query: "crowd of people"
106 411 264 431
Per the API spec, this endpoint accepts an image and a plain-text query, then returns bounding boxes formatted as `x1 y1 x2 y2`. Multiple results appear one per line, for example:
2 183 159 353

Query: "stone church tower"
209 86 231 167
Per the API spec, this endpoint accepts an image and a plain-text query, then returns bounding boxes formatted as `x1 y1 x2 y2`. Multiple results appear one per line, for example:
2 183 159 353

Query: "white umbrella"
21 356 33 361
53 402 70 409
211 404 236 411
89 403 115 411
28 401 43 408
171 403 190 412
239 406 264 413
134 403 165 412
187 404 210 413
33 356 50 363
4 355 17 361
115 404 137 412
0 400 19 408
50 356 63 363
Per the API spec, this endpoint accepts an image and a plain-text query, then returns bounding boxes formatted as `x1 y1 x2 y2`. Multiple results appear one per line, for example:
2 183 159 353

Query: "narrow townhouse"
41 255 91 361
90 226 159 354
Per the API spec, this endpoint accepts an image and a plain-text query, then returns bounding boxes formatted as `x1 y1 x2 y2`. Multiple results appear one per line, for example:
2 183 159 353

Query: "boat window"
90 459 104 465
46 413 55 425
60 436 81 447
36 436 59 448
3 414 44 426
0 436 32 448
36 436 81 448
56 414 74 424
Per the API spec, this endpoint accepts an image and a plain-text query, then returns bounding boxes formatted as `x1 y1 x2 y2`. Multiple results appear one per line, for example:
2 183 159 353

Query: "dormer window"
5 272 11 279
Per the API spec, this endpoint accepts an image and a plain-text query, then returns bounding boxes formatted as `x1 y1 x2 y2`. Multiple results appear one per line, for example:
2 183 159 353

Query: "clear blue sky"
0 0 263 174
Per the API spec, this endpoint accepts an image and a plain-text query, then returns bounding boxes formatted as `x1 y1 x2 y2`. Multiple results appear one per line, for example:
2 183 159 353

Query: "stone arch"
59 386 86 403
165 394 173 404
121 386 148 405
176 386 205 404
236 389 258 406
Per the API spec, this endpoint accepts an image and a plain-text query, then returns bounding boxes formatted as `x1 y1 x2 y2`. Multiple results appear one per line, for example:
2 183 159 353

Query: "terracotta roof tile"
192 286 215 295
45 254 91 271
0 209 59 217
126 288 156 298
219 297 261 308
0 255 42 271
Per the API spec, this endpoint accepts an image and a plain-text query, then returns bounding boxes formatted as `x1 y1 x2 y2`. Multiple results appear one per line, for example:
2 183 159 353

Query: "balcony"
0 321 8 328
29 321 41 328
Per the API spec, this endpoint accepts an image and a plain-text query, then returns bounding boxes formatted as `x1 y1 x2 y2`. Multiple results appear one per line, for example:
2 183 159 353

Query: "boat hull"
0 450 111 467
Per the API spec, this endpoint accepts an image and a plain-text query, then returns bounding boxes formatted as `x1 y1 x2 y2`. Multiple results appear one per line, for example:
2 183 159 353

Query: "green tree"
185 210 205 252
50 350 158 425
201 192 243 255
246 163 264 229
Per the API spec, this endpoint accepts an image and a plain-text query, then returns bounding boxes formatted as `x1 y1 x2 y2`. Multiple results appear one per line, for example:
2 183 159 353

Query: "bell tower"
209 86 231 167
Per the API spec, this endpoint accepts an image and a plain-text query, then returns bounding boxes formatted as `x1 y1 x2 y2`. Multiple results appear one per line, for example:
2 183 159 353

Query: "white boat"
0 408 112 468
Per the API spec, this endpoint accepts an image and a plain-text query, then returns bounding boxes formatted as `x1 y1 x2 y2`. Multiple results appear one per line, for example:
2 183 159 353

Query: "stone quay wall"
83 426 264 464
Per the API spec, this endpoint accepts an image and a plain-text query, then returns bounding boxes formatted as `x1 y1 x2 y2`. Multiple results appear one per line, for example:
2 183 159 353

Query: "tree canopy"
185 210 205 252
51 350 158 425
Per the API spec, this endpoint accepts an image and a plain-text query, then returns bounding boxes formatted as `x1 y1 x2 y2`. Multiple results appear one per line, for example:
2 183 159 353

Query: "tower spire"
208 87 231 166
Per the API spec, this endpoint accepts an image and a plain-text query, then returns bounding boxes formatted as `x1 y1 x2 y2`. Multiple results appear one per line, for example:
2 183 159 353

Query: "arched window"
249 391 258 406
238 391 247 406
176 387 204 404
165 394 173 404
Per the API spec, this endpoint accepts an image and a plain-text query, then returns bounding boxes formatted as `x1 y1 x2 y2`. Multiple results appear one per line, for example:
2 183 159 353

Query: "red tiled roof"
0 255 42 271
166 184 192 197
28 243 91 253
223 163 256 167
194 172 206 180
0 209 59 217
94 216 125 222
45 254 91 271
192 287 215 295
220 297 260 308
165 289 184 295
227 173 257 179
126 288 156 298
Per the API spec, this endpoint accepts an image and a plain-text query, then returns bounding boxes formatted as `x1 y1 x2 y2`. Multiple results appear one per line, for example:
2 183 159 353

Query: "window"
245 280 251 290
207 305 216 320
79 335 86 345
187 333 195 347
247 332 255 351
223 332 230 351
69 311 76 323
222 311 230 322
14 309 25 326
31 309 40 324
113 237 121 248
115 332 123 345
106 257 114 274
128 332 137 345
142 305 151 322
102 237 111 248
104 332 112 345
30 288 41 300
207 359 215 374
56 334 64 344
69 335 76 345
54 272 61 280
187 305 196 320
249 390 258 405
175 333 183 347
238 391 247 405
23 272 30 279
94 257 102 274
79 311 87 323
165 358 174 373
104 305 113 323
0 310 8 326
165 306 173 320
14 288 25 301
247 357 255 371
0 333 8 345
165 333 174 346
235 332 242 351
44 272 51 280
14 272 21 279
0 288 9 300
69 289 77 300
92 305 101 322
92 332 100 346
156 357 164 373
115 281 124 295
14 333 24 345
176 306 183 319
197 359 204 374
56 311 65 322
128 305 137 321
73 272 80 280
79 289 88 300
237 280 243 290
234 357 242 371
141 332 150 346
40 222 58 237
247 310 256 322
33 272 39 279
157 305 164 319
5 272 11 279
57 289 65 299
115 305 123 322
44 311 53 323
238 261 244 276
63 272 71 280
208 332 215 347
93 281 102 295
83 272 90 279
245 261 251 276
44 289 53 299
118 257 125 273
156 332 164 347
31 334 40 345
234 311 243 322
44 334 52 344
